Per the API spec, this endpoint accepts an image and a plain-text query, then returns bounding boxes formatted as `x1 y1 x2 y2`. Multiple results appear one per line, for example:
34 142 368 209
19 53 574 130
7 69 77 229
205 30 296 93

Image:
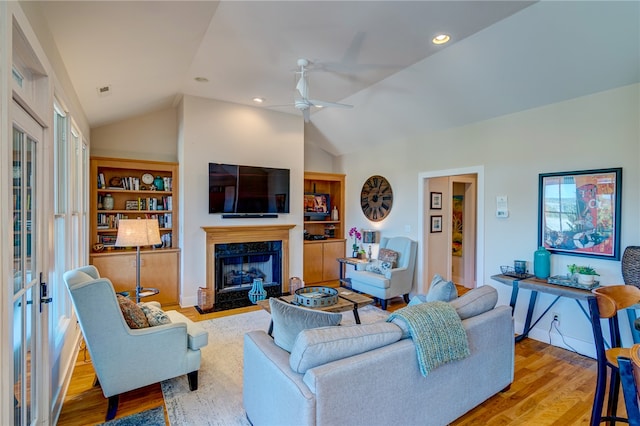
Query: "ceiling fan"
292 58 353 122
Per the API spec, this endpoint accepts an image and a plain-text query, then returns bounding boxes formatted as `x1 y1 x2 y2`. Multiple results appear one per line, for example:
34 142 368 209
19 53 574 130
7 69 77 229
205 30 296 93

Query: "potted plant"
357 247 367 260
567 264 599 285
348 227 362 258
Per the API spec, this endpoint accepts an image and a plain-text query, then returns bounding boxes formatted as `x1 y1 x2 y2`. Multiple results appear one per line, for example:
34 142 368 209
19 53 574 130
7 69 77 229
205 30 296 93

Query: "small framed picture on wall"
430 192 442 210
430 215 443 233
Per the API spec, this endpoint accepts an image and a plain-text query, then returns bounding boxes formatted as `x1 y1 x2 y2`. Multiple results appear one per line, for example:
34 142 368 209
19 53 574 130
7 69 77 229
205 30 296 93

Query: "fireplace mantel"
202 225 295 304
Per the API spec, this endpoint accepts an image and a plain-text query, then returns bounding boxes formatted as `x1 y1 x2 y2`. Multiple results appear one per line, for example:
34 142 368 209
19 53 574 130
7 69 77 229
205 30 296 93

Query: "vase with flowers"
348 227 362 258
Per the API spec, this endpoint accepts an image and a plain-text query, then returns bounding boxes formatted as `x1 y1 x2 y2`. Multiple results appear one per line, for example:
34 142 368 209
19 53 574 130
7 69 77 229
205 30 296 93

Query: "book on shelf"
98 173 106 189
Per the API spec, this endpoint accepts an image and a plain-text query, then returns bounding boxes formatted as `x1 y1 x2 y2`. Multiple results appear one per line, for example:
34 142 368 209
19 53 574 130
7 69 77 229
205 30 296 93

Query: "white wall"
91 108 178 162
338 84 640 357
178 95 304 306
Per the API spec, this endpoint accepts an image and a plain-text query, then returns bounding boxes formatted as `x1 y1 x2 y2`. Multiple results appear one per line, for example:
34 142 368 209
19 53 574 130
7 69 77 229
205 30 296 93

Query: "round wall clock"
360 175 393 222
141 173 154 185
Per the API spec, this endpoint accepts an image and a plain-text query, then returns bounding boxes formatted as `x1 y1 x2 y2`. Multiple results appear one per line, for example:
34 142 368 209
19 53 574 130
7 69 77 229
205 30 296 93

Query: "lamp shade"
115 219 161 247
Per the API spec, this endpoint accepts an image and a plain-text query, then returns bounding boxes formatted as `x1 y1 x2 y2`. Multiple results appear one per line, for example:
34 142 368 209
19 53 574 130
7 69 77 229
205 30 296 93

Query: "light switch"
496 195 509 218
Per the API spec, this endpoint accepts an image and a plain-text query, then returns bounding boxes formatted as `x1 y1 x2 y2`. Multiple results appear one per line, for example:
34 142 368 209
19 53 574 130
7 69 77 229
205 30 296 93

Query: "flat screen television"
209 163 290 215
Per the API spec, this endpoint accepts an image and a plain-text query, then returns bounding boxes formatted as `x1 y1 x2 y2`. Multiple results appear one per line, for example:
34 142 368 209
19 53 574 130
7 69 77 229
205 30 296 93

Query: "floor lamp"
115 219 161 302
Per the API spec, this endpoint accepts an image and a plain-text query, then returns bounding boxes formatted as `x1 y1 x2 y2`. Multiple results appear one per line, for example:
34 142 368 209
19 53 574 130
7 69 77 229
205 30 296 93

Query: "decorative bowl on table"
294 286 338 307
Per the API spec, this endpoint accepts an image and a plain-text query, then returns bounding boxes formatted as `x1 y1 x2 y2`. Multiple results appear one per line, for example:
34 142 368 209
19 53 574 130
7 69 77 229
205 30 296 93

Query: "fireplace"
203 225 294 311
214 241 282 309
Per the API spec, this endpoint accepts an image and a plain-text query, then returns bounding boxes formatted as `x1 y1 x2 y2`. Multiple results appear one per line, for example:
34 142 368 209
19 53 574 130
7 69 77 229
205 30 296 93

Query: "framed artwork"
430 215 443 233
538 168 622 260
430 192 442 210
304 193 329 213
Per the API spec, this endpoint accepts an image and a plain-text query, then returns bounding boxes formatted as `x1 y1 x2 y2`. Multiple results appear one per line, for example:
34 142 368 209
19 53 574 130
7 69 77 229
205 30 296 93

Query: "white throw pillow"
365 259 392 275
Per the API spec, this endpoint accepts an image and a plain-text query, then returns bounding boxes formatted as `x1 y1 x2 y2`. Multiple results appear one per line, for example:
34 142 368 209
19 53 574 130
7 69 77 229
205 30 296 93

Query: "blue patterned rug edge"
99 405 165 426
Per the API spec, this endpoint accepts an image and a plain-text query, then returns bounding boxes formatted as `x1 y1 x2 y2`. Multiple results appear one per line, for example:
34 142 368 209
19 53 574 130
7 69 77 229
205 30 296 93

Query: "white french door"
12 101 47 426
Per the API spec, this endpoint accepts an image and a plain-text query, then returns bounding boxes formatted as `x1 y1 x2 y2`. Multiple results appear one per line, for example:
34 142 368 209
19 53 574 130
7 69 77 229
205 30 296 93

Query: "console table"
491 274 598 343
337 257 370 287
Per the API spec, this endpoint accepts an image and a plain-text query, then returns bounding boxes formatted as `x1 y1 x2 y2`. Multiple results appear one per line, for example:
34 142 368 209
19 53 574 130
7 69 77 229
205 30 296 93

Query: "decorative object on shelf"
538 168 622 260
500 265 533 279
115 219 162 303
547 274 599 290
248 278 267 304
331 205 339 221
349 227 362 258
102 193 114 210
294 286 338 307
360 175 393 222
92 243 105 253
153 176 165 191
514 260 527 275
109 176 122 187
141 173 154 185
533 246 551 279
567 264 599 285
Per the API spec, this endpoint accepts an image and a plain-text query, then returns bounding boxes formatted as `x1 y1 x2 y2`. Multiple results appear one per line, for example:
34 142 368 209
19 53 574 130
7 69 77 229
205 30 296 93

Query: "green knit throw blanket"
387 301 470 377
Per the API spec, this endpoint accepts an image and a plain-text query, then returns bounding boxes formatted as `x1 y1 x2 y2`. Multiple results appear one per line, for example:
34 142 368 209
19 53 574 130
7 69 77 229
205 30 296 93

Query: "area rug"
161 305 389 425
99 406 165 426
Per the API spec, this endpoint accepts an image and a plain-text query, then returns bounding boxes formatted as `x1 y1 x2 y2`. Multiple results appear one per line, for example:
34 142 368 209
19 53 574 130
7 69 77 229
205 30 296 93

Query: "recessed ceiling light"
432 34 451 45
194 77 209 83
253 97 265 103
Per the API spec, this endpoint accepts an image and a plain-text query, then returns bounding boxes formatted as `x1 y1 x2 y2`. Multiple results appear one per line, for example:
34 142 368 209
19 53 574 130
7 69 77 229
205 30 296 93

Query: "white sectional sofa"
243 286 514 426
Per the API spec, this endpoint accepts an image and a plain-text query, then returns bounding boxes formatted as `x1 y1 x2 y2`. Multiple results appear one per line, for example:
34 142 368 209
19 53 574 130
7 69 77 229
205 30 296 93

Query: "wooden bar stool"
591 285 640 426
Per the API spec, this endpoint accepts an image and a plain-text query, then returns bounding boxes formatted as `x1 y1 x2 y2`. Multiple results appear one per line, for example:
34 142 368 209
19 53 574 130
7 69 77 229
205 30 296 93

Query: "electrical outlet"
552 312 560 326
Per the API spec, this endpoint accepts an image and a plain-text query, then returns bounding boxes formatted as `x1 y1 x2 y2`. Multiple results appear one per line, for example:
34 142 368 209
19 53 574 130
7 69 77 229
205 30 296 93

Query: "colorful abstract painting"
452 195 463 257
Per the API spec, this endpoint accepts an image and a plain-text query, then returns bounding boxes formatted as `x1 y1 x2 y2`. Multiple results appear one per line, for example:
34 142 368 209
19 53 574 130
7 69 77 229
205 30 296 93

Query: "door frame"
417 166 485 295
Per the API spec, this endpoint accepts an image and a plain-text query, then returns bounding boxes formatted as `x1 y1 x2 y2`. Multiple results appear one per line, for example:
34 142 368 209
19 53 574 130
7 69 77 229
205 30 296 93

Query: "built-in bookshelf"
89 157 180 306
303 172 346 286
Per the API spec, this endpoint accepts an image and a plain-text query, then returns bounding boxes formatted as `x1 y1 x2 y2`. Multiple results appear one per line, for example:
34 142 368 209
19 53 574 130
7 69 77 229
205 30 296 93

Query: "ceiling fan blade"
296 75 308 98
308 99 353 109
302 109 310 123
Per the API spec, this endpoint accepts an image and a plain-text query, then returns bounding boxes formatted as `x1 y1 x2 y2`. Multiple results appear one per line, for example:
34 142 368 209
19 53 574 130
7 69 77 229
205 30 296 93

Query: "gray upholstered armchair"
346 236 417 309
63 265 208 421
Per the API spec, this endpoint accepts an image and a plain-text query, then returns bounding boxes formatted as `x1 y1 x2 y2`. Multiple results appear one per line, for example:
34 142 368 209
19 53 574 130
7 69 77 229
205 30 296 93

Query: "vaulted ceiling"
33 1 639 156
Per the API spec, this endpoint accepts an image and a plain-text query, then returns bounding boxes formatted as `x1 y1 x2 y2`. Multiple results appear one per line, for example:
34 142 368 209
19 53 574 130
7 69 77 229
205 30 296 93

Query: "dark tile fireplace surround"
213 241 283 310
203 225 294 312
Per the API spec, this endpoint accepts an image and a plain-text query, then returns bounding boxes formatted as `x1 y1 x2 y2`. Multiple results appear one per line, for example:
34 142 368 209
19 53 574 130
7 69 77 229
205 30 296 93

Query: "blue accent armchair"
63 265 208 421
346 236 417 309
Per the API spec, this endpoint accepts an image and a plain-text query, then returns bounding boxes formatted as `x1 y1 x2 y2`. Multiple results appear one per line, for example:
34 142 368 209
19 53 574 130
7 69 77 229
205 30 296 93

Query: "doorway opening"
417 166 485 295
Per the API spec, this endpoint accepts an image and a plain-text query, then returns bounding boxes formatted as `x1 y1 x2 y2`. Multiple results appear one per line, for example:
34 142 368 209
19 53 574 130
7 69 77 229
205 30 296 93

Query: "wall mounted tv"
208 163 290 216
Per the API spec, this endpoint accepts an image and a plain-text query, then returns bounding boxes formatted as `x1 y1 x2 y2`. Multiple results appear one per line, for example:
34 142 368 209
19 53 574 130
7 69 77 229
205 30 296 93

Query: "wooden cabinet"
303 172 346 286
303 240 346 285
89 157 180 306
90 250 179 306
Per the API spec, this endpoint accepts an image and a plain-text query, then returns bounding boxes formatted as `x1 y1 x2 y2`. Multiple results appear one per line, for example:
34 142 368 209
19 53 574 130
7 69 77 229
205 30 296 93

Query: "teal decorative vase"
534 246 551 279
153 176 164 191
248 278 267 304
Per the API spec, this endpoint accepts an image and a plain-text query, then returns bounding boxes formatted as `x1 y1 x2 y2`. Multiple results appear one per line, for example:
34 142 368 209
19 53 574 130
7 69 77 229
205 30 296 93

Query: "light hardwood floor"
57 293 603 426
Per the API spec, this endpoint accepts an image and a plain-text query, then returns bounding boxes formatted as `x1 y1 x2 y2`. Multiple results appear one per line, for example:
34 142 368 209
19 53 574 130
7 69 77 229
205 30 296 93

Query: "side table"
491 274 596 343
125 287 160 303
337 257 370 287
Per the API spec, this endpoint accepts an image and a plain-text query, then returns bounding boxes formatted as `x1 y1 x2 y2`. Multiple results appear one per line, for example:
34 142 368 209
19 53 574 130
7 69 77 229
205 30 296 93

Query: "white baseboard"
514 320 596 359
